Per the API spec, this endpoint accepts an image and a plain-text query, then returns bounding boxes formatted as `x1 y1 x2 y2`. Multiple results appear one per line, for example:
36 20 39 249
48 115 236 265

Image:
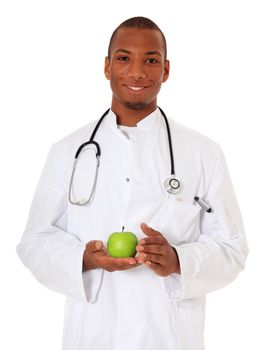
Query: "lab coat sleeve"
163 143 249 300
16 143 102 303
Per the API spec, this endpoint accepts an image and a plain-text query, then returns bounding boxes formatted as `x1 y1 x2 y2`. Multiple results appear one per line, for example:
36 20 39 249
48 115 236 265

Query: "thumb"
95 241 103 250
87 240 103 253
140 223 161 236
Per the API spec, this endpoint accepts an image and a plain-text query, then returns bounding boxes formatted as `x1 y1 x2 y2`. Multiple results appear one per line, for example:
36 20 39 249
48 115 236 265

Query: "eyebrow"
114 49 162 56
114 49 131 54
145 51 162 56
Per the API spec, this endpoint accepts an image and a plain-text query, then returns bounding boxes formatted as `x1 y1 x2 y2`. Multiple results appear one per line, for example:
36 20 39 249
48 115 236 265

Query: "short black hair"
107 16 167 60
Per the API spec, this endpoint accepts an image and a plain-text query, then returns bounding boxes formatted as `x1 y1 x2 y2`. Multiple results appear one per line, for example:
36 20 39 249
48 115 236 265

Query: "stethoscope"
69 107 181 206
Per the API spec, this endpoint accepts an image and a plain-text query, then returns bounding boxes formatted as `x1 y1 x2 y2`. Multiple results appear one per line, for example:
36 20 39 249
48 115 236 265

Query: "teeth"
128 86 144 91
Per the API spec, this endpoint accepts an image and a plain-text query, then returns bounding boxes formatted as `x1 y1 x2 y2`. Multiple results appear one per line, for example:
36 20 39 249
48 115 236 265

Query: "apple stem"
122 226 124 232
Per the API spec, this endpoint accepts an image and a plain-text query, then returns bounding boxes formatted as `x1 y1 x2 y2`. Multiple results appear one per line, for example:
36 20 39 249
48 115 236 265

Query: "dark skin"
104 27 169 126
83 27 180 276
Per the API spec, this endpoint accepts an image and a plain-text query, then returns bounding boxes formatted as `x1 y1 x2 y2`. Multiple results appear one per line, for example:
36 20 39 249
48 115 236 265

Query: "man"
17 17 248 350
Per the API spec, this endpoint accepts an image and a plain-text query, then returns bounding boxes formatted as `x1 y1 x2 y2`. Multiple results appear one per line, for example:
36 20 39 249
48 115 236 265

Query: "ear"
162 59 170 83
104 56 111 80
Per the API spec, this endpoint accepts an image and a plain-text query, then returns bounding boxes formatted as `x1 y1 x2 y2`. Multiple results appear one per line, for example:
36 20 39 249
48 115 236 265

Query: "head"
104 17 170 113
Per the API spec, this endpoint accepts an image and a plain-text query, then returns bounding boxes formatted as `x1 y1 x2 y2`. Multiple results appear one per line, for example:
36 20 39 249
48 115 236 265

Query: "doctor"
17 16 248 350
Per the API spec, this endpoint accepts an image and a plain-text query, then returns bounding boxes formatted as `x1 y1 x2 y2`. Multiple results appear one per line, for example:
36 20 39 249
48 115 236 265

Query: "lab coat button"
125 178 130 182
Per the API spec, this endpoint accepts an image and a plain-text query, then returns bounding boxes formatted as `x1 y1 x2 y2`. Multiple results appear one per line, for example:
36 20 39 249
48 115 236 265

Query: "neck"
111 101 157 126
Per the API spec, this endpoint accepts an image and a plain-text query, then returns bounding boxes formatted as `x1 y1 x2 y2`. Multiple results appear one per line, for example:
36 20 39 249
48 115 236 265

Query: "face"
105 27 170 113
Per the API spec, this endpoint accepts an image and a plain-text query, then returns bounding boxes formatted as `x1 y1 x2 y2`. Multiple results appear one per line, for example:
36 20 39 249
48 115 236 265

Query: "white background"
1 0 256 349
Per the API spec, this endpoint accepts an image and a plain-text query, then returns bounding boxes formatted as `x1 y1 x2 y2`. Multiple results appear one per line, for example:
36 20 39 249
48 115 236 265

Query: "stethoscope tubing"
80 107 175 175
158 106 175 176
69 107 180 205
75 109 110 159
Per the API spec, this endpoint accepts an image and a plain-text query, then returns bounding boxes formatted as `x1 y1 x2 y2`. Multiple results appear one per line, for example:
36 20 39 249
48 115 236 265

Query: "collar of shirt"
105 107 163 132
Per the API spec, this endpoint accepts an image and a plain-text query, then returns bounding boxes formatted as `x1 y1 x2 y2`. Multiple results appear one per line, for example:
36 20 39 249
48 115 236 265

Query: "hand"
136 223 181 277
83 240 140 272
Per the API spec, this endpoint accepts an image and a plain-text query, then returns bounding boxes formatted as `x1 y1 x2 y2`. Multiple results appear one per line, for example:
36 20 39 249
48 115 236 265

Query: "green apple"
107 227 138 258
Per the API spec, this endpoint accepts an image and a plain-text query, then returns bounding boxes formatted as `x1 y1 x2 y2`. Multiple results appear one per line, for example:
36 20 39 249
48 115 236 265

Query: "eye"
117 56 129 62
146 58 159 64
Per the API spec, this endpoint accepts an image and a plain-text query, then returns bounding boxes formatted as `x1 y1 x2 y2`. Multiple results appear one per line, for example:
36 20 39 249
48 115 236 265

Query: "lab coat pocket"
161 198 201 245
177 295 205 312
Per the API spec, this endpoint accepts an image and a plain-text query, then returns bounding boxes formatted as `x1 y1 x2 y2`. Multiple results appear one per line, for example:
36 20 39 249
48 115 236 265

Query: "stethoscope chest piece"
164 176 182 195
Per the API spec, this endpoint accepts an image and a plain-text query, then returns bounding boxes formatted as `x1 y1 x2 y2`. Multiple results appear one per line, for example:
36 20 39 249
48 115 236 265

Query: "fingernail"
136 245 143 252
95 241 102 249
139 239 145 244
129 260 136 264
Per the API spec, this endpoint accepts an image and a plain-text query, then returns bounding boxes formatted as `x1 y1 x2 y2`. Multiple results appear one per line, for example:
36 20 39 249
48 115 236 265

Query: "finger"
137 244 163 255
140 223 162 237
86 240 104 253
115 263 141 270
143 253 165 265
98 255 139 271
106 258 141 271
138 236 166 246
108 257 138 266
135 253 147 264
144 260 160 270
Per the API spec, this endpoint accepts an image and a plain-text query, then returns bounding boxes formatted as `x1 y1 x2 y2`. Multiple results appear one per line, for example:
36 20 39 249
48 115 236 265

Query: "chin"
124 101 147 110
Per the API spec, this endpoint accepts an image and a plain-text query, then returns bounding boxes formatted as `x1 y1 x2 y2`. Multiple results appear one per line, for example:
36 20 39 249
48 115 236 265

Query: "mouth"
125 84 150 93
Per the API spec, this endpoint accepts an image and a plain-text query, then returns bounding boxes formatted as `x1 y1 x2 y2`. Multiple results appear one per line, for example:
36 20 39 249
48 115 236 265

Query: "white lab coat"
16 109 248 350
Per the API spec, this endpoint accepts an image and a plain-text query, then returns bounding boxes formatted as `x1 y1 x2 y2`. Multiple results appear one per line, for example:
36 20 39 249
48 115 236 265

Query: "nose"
127 61 146 79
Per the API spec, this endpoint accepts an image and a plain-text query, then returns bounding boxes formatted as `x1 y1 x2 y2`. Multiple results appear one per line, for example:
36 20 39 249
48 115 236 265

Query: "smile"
125 85 150 93
127 86 145 91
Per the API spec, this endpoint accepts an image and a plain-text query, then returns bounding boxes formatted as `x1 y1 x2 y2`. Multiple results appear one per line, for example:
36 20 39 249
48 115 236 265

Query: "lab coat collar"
106 108 162 131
